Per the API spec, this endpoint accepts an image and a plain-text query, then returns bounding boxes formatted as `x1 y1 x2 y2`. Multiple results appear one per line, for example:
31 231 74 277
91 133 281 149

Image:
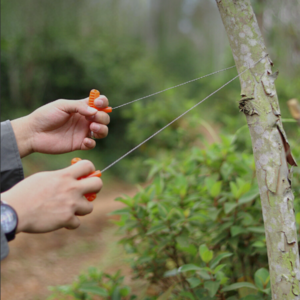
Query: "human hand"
11 95 110 157
1 160 102 233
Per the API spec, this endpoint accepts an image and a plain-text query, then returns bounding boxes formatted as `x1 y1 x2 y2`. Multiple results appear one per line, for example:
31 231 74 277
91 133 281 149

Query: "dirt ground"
1 181 139 300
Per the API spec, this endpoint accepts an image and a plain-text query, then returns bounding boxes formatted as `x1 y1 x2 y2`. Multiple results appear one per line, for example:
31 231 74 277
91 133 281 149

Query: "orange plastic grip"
89 89 112 113
71 158 102 202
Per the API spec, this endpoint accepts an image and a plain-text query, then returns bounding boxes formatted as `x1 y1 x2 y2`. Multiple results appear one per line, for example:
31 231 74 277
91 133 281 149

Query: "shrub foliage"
49 132 300 300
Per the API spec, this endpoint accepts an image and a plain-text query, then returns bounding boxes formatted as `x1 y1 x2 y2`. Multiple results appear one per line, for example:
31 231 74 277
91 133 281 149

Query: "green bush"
49 129 300 300
110 135 269 299
48 268 134 300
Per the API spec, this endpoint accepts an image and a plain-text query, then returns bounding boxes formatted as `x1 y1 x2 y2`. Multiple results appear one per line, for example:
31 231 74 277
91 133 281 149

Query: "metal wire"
101 55 267 173
112 65 236 109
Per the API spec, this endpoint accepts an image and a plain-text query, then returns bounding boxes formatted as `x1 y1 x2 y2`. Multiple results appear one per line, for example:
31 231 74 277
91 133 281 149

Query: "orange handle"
89 89 112 113
71 158 102 202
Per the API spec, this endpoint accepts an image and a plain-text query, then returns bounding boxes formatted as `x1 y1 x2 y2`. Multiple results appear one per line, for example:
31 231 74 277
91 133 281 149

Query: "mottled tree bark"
215 0 300 299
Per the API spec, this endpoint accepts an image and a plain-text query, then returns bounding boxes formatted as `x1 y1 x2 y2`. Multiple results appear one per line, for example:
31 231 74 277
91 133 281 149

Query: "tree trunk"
215 0 300 298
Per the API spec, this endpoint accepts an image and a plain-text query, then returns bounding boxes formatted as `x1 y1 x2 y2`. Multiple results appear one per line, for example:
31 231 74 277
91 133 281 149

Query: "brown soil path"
1 181 139 300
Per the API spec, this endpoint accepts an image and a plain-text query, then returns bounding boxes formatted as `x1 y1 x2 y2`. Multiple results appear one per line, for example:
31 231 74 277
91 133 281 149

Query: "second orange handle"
89 89 112 113
71 158 102 202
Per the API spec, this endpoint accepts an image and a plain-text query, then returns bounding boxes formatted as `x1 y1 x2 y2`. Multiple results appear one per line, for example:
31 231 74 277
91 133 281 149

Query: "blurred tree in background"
1 0 299 181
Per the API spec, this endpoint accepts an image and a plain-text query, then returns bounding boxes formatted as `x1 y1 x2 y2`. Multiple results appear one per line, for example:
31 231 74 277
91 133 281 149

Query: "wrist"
1 192 28 234
1 200 19 240
10 115 34 158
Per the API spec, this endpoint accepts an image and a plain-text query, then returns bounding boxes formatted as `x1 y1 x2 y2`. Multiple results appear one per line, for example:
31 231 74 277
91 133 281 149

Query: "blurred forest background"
1 1 300 299
1 0 299 182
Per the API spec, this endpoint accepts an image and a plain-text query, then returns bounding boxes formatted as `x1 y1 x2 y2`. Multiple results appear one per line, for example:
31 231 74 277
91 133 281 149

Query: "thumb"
59 99 98 117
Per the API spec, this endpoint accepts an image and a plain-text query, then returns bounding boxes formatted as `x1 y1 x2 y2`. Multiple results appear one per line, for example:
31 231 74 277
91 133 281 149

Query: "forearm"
10 116 34 158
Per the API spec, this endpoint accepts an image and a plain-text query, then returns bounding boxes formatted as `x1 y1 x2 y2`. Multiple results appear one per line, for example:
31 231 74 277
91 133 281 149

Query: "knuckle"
99 112 110 125
99 126 109 137
63 210 75 224
55 99 66 106
65 198 77 211
94 177 103 192
62 170 73 179
66 182 78 194
87 202 94 214
105 114 110 125
80 160 95 173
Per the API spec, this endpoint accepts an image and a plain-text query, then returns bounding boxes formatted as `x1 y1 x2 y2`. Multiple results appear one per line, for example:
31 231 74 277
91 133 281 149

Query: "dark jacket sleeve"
1 120 24 260
1 120 24 192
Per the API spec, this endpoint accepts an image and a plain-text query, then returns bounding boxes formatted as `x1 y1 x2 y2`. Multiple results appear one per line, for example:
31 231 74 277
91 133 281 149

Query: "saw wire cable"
101 55 267 173
112 65 236 109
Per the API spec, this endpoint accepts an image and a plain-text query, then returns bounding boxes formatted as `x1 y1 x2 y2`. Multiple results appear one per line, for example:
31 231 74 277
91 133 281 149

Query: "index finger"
67 160 96 179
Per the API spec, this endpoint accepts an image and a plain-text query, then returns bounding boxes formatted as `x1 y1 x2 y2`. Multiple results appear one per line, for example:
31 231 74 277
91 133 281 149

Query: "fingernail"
94 98 104 108
86 138 92 145
87 106 98 114
92 124 101 132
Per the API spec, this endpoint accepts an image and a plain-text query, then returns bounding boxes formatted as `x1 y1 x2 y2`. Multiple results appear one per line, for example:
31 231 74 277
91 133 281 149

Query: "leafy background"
1 0 299 299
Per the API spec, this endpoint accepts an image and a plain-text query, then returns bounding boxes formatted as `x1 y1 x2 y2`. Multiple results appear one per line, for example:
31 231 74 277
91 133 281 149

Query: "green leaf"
221 162 233 180
213 264 226 273
208 208 222 221
109 207 132 215
78 286 108 296
174 175 188 197
146 224 167 235
239 212 254 226
119 286 131 297
163 269 178 277
210 252 232 269
147 163 161 180
178 264 203 272
179 291 196 300
254 268 270 290
221 282 257 292
204 280 220 297
176 243 198 256
281 118 298 123
261 288 271 295
157 203 168 219
230 226 246 237
224 202 238 214
230 182 239 198
237 181 251 197
248 226 265 234
252 241 265 248
205 177 216 191
199 244 213 263
296 212 300 225
115 197 133 207
112 288 121 300
154 177 164 195
240 295 264 300
186 277 201 288
197 269 211 280
238 185 259 205
210 181 222 198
